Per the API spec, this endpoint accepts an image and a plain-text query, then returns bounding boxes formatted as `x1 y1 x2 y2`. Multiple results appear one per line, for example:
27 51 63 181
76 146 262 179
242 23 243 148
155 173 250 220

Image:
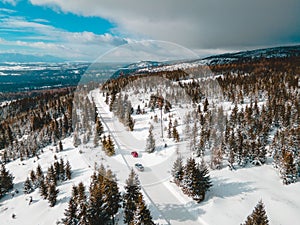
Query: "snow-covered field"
0 87 299 225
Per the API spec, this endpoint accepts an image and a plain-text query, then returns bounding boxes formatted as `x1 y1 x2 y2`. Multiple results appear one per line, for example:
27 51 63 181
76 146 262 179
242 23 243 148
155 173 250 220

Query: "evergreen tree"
59 140 63 152
73 132 81 148
168 119 173 139
62 197 78 225
23 177 34 194
203 98 209 112
105 135 115 156
181 158 197 197
95 118 104 136
46 165 57 186
102 169 121 225
145 126 155 153
59 158 65 181
195 159 212 202
125 109 135 131
93 132 100 147
29 170 37 187
131 193 155 225
172 125 180 142
76 182 88 225
0 163 14 198
242 200 269 225
65 160 72 180
48 183 59 207
171 156 184 186
36 164 43 185
39 177 48 199
123 169 141 224
87 180 109 225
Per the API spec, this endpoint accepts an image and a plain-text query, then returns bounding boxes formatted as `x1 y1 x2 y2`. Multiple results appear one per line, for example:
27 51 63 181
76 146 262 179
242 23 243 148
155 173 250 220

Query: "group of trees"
123 169 155 225
23 158 72 207
61 166 154 225
106 92 135 131
0 88 74 163
172 157 212 203
179 59 299 184
0 163 14 199
100 135 115 156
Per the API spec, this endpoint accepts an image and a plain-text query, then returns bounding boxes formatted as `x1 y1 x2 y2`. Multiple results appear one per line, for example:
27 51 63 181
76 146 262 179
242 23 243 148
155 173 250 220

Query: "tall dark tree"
242 200 269 225
105 135 115 156
87 181 109 225
23 177 34 194
59 140 63 152
62 197 78 225
95 118 104 136
47 183 59 207
123 169 141 225
102 169 121 225
0 163 14 198
131 193 155 225
39 177 48 199
172 156 184 186
145 126 155 153
65 160 72 180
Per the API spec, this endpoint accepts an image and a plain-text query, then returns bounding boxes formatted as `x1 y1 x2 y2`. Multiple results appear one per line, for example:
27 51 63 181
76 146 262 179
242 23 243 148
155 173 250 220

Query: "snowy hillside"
0 45 299 225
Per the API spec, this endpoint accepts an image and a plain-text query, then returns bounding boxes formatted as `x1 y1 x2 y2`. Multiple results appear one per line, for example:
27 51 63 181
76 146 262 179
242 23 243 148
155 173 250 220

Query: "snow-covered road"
92 89 206 225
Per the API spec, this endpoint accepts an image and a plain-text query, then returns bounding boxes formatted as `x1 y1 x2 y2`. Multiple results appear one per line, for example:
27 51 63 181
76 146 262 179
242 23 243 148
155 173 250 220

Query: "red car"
131 151 138 158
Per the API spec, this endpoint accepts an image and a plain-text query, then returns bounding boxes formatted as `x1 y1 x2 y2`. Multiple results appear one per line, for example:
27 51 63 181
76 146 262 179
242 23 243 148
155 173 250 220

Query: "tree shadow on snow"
209 178 255 199
152 202 204 222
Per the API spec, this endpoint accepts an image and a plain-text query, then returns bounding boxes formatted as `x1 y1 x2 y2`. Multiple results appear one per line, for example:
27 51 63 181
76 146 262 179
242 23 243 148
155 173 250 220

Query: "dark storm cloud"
31 0 300 50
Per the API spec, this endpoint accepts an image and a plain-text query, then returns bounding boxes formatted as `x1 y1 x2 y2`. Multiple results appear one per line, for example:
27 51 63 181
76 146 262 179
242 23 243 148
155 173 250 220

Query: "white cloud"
0 14 130 60
29 0 300 50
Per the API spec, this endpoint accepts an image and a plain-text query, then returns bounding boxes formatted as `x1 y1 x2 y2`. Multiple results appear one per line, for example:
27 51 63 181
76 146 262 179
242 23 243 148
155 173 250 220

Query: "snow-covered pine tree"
23 177 34 194
59 158 65 181
131 193 155 225
61 197 78 225
76 182 88 225
195 159 212 202
105 135 115 156
39 177 48 199
65 160 72 180
171 156 184 186
93 132 100 147
95 118 104 136
59 140 63 152
102 169 121 225
87 179 109 225
36 164 43 186
172 125 180 142
125 106 135 131
73 131 81 148
242 200 269 225
123 169 141 225
29 169 38 188
145 125 155 153
47 183 59 207
181 158 196 197
46 165 57 186
168 119 173 139
0 163 14 198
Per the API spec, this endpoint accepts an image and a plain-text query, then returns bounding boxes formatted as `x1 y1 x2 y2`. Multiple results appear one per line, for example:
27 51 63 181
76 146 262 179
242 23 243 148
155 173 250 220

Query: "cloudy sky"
0 0 299 61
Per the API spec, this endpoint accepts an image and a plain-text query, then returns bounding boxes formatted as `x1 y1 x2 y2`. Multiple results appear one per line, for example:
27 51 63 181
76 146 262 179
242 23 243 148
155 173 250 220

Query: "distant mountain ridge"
202 45 300 65
0 53 65 63
119 45 300 74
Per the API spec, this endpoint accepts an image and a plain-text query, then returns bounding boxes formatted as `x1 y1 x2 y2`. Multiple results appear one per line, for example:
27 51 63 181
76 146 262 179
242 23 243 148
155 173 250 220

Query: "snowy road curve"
92 90 207 225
